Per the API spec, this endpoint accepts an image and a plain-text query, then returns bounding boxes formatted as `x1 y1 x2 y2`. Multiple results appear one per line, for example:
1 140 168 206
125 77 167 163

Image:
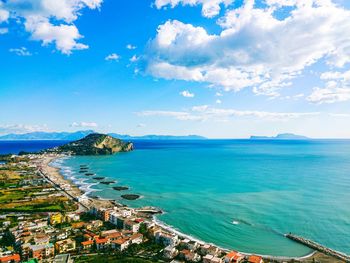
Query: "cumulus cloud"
180 90 195 98
129 55 139 62
70 122 98 128
307 70 350 104
126 44 136 50
0 124 49 135
9 47 32 56
0 0 102 54
146 0 350 97
139 106 319 121
154 0 234 18
105 53 120 61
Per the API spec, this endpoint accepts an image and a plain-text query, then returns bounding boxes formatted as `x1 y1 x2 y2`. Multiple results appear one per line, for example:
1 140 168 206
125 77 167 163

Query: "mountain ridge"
0 131 206 141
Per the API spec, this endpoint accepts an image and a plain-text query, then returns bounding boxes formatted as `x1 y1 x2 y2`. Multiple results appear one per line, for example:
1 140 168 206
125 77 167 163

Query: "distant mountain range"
0 130 206 141
250 133 309 140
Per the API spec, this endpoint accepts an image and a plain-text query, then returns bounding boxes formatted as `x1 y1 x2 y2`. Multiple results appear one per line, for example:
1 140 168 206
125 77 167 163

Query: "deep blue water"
2 139 350 257
0 140 69 154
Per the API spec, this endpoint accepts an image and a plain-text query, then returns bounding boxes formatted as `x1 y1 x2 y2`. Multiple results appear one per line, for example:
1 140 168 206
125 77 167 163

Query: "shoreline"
40 153 318 261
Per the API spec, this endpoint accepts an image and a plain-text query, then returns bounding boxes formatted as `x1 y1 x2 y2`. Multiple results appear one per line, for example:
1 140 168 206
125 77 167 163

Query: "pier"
286 233 350 262
135 206 163 214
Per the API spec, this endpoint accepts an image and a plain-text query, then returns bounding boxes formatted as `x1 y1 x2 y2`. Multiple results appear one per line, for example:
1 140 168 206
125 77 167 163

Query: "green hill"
51 133 133 155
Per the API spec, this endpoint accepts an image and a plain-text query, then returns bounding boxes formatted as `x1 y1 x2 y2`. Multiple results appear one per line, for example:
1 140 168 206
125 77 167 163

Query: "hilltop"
49 133 133 155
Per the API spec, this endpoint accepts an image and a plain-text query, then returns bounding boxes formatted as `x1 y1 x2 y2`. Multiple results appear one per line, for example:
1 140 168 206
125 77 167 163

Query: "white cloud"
139 106 319 122
154 0 234 18
126 44 136 50
215 92 223 97
180 90 195 98
70 122 98 128
146 0 350 96
216 99 222 104
0 28 8 34
105 53 120 61
0 124 49 135
0 0 102 54
308 70 350 104
0 8 9 23
9 47 32 56
129 55 139 62
329 113 350 117
137 123 146 128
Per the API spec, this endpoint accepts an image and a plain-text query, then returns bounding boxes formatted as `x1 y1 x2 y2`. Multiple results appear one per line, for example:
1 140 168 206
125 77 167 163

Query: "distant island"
250 133 310 140
0 130 206 141
47 133 133 155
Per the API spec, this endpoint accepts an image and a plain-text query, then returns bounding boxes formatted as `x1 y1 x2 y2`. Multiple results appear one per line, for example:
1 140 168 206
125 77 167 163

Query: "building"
101 229 122 241
179 249 201 262
55 239 76 254
155 231 179 247
124 220 140 233
129 233 143 244
50 213 63 225
248 255 264 263
111 238 130 251
0 254 21 263
34 234 50 245
203 255 223 263
29 244 54 260
95 238 109 250
81 240 94 250
163 245 179 259
224 251 244 263
65 213 80 222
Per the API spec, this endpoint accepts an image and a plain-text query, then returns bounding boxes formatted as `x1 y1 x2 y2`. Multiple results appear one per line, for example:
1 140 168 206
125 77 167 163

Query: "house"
179 249 201 262
211 256 223 263
34 234 50 245
81 240 94 250
65 213 80 222
119 209 132 218
108 211 121 226
50 213 63 225
55 239 76 254
163 245 178 259
248 255 264 263
95 237 109 250
155 231 179 247
29 244 54 260
200 244 220 256
203 254 214 263
124 220 140 233
129 233 143 244
101 229 122 241
111 238 130 251
224 251 244 263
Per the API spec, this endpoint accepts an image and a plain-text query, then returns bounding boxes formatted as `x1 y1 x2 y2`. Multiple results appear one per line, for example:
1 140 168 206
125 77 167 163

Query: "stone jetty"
286 233 350 262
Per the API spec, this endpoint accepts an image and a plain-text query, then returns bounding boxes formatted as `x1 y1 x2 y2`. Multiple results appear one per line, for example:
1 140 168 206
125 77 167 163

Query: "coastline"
37 153 321 261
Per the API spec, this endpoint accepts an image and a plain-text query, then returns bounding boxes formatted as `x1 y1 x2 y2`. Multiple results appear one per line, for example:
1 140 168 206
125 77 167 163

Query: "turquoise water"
55 140 350 257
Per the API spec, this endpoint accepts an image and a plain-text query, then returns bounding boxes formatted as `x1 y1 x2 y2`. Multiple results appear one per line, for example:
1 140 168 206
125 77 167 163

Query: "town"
0 154 342 263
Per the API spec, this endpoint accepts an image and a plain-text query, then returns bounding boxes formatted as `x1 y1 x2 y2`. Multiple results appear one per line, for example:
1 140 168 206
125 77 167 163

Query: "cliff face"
55 133 134 155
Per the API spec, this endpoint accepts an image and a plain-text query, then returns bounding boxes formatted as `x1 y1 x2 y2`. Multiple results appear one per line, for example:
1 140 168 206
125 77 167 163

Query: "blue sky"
1 0 350 138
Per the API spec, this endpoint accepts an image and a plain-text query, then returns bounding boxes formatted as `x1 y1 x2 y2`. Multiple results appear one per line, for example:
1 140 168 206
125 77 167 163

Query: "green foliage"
0 228 16 247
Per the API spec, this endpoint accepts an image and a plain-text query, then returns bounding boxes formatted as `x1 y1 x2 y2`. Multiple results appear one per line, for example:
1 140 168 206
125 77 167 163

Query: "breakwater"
286 234 350 262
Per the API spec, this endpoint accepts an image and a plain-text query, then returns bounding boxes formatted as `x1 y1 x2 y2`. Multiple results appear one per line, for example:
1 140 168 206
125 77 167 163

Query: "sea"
1 139 350 257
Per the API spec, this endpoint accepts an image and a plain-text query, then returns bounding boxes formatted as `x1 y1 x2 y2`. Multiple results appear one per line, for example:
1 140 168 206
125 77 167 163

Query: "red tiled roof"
226 251 242 259
81 240 94 246
112 238 129 245
248 255 263 263
95 238 108 244
0 254 21 263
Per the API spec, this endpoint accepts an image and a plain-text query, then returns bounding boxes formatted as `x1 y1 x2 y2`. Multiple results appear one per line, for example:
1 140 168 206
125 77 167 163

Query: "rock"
113 186 129 191
121 194 140 200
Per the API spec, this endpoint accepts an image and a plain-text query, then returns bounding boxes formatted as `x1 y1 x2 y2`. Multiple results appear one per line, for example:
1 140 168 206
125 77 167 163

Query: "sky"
1 0 350 138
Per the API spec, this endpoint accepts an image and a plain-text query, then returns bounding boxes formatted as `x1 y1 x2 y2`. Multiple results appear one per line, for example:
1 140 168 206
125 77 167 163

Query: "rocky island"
47 133 133 155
